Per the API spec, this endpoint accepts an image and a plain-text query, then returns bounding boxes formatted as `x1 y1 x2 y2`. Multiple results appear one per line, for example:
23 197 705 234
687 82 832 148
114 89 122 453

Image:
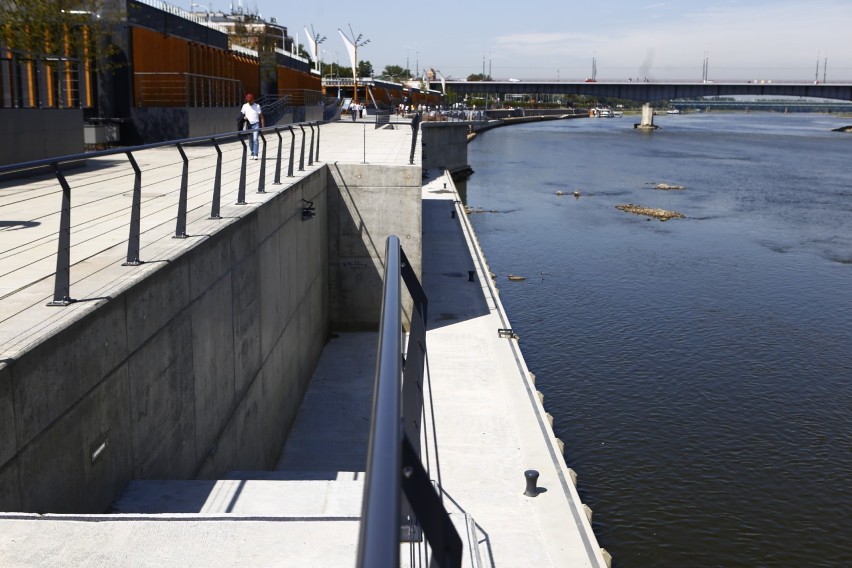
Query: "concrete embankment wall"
0 157 421 514
0 172 329 513
421 123 470 175
328 163 423 330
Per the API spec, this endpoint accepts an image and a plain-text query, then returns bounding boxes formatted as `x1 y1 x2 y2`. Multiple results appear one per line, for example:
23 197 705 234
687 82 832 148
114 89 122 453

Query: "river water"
462 113 852 567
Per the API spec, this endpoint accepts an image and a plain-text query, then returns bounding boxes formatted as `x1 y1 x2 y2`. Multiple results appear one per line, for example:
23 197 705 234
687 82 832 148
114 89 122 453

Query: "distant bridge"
440 81 852 103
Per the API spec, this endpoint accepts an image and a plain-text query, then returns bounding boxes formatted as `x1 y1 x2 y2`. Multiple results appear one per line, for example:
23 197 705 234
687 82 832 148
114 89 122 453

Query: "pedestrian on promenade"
241 93 264 159
359 102 365 118
351 100 357 122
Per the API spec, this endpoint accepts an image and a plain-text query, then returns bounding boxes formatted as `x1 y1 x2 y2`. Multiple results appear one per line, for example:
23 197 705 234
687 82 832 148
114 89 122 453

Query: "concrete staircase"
109 332 377 519
0 333 378 566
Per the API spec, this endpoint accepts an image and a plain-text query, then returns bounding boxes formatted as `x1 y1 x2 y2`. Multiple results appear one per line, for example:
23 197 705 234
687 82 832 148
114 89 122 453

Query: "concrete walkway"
0 120 608 566
0 119 418 362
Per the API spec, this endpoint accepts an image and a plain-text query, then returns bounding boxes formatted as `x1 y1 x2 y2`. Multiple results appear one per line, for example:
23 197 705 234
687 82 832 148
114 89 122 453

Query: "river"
462 112 852 567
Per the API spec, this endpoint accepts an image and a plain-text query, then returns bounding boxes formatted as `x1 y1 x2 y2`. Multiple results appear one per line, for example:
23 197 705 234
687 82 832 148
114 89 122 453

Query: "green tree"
380 64 411 81
336 65 353 78
0 0 121 64
466 73 492 81
357 60 373 77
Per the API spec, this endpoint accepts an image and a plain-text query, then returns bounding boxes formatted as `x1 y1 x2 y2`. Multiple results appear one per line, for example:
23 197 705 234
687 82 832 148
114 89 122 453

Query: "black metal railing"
356 235 461 568
0 121 322 306
256 94 292 126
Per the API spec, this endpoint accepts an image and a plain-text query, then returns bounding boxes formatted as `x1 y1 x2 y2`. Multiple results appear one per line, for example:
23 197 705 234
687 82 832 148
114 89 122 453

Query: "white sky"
215 0 851 82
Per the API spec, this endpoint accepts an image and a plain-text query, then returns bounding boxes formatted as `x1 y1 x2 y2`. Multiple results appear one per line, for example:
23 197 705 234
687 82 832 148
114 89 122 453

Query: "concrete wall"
292 106 324 124
421 123 470 175
128 107 237 144
327 163 422 330
0 109 83 166
0 173 329 513
127 107 323 144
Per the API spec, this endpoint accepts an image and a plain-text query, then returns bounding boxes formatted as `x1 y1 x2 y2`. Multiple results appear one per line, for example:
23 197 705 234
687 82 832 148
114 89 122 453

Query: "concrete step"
223 470 363 481
0 515 361 567
111 477 364 516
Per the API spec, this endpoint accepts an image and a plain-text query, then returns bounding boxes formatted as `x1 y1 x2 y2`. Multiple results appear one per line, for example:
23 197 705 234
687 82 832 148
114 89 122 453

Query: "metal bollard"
524 470 540 497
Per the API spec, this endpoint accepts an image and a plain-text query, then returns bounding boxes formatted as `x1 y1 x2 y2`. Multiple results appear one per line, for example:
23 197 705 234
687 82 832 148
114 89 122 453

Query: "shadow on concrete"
110 480 218 514
0 220 40 230
421 199 490 332
273 332 376 475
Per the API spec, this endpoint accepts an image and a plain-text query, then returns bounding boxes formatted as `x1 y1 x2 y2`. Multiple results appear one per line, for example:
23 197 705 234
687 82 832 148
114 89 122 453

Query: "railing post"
210 138 222 218
237 133 248 204
315 122 321 162
307 123 315 166
298 124 306 171
273 127 283 185
123 151 143 266
257 131 267 193
174 143 189 237
409 113 421 165
287 126 296 177
46 164 75 306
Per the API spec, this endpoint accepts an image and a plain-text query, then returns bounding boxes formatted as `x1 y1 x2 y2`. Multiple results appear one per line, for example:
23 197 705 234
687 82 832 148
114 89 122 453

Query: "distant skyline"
201 0 850 82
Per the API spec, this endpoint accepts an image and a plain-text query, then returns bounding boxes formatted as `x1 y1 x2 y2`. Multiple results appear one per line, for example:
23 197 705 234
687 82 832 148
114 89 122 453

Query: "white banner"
338 29 357 70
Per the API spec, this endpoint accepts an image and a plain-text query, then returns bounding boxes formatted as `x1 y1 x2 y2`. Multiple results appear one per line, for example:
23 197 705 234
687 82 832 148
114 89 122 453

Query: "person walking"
241 93 264 159
350 100 357 122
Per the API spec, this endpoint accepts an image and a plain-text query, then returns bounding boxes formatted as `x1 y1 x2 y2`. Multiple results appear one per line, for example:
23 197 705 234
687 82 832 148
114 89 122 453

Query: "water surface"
464 113 852 567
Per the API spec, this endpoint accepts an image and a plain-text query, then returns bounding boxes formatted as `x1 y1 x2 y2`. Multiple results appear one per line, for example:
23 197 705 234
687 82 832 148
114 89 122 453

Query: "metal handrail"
0 121 322 305
357 236 461 568
357 236 403 568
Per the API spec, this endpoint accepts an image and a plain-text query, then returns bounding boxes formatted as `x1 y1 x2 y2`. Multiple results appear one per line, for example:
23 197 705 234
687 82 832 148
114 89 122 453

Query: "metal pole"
237 134 248 204
273 127 283 185
308 123 315 166
123 151 143 266
174 143 189 237
298 124 306 171
257 131 267 193
47 164 75 306
287 126 296 177
315 122 321 162
210 138 222 218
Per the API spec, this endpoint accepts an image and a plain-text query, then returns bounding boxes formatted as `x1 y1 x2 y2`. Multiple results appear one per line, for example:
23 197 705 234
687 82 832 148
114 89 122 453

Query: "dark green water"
464 113 852 567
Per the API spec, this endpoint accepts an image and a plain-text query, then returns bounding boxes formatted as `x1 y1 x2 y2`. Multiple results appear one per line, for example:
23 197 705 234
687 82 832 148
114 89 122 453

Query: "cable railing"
0 121 321 306
356 235 462 568
133 71 243 107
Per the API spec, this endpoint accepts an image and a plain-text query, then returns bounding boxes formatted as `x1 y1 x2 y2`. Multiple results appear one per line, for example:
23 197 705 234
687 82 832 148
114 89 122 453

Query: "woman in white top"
240 93 265 159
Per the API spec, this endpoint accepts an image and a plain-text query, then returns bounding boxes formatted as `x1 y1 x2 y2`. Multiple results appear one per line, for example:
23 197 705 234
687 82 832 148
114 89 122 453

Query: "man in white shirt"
240 93 264 159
